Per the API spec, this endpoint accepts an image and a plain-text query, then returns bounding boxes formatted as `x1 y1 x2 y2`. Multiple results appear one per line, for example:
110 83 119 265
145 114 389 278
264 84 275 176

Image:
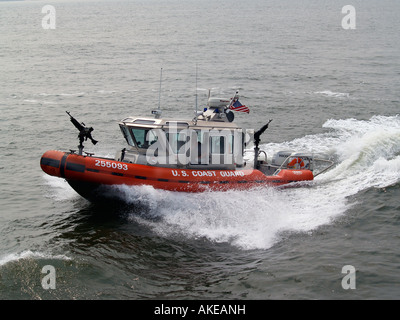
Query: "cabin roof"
119 117 242 130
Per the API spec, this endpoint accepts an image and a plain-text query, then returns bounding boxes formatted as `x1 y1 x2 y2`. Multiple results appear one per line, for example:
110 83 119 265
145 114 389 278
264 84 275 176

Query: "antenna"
158 67 162 111
152 68 163 119
193 63 203 125
195 63 197 123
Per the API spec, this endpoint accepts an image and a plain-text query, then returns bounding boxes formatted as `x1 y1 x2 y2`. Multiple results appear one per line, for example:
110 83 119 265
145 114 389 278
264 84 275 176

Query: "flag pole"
228 90 239 109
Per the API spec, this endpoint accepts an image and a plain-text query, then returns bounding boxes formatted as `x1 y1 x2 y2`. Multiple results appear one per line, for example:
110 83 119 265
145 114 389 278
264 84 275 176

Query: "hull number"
95 160 128 171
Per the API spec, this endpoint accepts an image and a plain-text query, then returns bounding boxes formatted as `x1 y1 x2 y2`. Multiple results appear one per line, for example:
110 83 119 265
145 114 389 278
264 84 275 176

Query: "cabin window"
210 133 233 154
208 130 235 165
120 125 135 146
133 119 156 125
166 131 188 154
210 136 224 154
166 122 189 127
228 134 234 154
130 128 157 149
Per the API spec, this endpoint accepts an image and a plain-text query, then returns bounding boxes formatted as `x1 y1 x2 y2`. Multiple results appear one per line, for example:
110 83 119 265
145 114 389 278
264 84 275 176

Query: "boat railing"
274 152 335 177
312 158 335 177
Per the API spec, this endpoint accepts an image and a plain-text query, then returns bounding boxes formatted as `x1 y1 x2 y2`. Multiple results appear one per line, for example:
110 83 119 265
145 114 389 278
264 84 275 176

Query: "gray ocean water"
1 0 399 300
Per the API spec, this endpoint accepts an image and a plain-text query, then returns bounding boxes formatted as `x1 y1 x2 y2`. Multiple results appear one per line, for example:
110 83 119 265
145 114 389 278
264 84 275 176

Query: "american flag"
229 99 250 113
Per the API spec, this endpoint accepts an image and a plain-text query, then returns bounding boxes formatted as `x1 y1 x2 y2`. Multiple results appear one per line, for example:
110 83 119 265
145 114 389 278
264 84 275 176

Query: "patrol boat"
40 91 333 202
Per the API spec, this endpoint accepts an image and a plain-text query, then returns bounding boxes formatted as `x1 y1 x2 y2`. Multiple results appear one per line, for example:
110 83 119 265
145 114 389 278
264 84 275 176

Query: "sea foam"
126 115 400 250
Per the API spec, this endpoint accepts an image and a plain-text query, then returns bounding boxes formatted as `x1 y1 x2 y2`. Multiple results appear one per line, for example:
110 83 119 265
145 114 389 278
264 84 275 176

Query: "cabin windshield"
131 128 158 149
120 125 158 149
119 125 134 146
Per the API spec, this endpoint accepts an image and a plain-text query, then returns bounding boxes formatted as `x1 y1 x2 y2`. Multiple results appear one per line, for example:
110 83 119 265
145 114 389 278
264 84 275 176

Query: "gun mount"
254 119 272 169
66 111 98 155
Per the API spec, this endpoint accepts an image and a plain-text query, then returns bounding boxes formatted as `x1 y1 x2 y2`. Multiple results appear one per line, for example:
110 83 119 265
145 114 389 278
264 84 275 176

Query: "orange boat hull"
40 150 314 201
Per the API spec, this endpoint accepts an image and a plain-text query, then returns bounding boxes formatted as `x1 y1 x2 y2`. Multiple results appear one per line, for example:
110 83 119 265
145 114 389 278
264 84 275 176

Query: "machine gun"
66 111 98 155
254 119 272 149
254 119 273 169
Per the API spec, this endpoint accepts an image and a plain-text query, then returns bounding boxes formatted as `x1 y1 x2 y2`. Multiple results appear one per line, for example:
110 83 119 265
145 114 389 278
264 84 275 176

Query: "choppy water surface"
0 0 399 300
